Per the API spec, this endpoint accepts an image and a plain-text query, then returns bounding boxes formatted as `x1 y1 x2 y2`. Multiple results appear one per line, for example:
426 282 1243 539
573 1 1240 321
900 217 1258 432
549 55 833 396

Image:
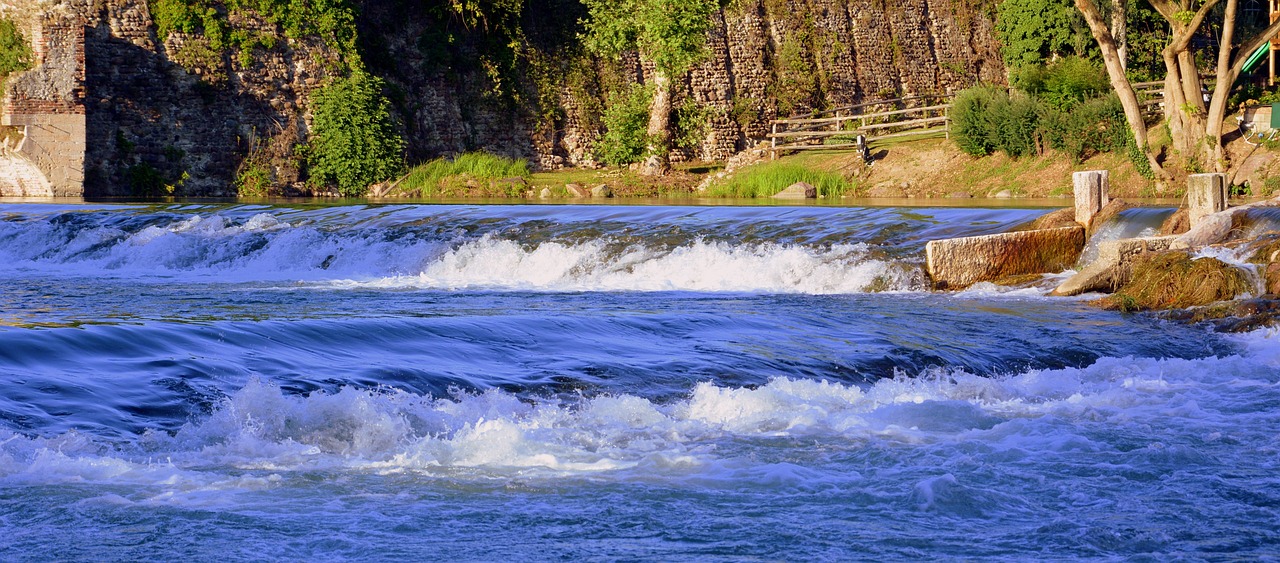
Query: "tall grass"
704 161 852 198
398 152 530 195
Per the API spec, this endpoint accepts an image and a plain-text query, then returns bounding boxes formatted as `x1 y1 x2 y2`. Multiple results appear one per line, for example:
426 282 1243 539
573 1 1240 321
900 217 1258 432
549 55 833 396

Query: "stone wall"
1 4 85 197
68 0 341 196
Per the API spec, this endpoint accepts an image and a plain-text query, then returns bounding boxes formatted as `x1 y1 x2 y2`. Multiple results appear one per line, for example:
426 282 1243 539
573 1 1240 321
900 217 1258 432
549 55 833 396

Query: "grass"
1100 251 1252 311
396 152 531 196
528 162 713 198
703 160 856 198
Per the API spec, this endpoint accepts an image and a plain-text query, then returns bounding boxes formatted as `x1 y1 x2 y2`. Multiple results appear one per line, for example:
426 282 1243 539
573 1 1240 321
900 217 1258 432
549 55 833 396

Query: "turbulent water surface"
1 202 1277 560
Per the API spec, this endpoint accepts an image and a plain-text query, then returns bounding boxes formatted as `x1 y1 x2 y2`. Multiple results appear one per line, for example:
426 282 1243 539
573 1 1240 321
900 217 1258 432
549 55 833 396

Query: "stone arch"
0 134 54 196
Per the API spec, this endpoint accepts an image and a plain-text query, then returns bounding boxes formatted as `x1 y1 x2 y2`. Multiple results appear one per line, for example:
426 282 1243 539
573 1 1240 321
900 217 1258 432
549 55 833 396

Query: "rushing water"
1 202 1278 560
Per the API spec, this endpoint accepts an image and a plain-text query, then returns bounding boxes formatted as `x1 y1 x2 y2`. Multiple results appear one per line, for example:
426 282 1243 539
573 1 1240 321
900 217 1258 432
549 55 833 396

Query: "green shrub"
307 71 404 196
994 92 1040 158
705 161 851 198
236 162 272 197
595 83 653 166
1039 57 1109 110
1040 94 1127 162
951 85 1003 157
0 18 32 78
673 97 709 152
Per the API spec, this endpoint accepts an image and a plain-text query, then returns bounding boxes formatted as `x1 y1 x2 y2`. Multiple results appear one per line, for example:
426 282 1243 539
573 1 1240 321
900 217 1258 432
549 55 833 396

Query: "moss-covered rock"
1097 251 1252 311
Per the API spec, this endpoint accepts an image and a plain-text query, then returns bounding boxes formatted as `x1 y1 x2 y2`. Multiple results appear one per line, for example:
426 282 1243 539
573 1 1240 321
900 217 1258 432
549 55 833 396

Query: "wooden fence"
767 94 952 158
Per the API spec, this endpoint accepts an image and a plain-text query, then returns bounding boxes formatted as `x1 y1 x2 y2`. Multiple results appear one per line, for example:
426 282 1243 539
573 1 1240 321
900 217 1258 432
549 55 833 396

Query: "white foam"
360 236 919 294
3 330 1277 492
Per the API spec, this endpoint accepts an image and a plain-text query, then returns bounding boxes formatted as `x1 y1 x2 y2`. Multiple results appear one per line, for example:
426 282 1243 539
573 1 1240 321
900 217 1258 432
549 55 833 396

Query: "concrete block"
925 226 1086 289
1188 173 1227 228
1073 170 1109 228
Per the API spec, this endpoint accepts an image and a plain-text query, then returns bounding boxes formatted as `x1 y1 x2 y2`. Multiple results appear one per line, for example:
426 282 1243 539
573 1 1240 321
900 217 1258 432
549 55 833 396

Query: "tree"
581 0 719 175
1076 0 1280 177
997 0 1096 68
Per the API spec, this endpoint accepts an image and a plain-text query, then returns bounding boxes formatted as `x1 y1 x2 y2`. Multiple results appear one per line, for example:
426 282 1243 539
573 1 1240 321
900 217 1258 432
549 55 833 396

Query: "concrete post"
1073 170 1110 228
1188 173 1228 228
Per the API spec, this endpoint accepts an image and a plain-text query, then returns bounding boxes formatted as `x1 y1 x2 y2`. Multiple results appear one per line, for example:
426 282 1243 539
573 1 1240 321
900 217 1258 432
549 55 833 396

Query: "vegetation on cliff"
581 0 720 176
307 71 404 196
0 18 31 81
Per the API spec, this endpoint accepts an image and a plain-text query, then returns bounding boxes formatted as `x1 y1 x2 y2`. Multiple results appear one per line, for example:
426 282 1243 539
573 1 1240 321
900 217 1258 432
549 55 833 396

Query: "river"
0 202 1277 560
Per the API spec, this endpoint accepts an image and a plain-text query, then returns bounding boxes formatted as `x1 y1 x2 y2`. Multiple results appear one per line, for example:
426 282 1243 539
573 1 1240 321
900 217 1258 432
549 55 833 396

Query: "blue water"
1 203 1277 560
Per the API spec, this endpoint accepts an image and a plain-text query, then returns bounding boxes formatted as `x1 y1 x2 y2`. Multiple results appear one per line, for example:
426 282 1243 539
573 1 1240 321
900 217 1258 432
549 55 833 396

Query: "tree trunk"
1205 0 1239 171
1075 0 1170 180
1111 0 1127 70
641 70 672 177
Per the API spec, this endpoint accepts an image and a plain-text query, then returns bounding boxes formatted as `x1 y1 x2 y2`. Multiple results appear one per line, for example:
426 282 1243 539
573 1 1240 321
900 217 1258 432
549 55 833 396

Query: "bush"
952 86 1039 158
951 85 1003 157
0 18 32 78
995 92 1040 158
1040 94 1127 162
705 161 851 198
236 161 272 197
307 71 404 196
595 84 653 166
1040 57 1110 110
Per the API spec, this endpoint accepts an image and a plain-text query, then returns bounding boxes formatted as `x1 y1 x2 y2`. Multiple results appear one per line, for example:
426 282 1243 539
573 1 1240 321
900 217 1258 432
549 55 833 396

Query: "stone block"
1074 170 1109 228
1188 173 1227 228
925 226 1086 289
1051 236 1178 296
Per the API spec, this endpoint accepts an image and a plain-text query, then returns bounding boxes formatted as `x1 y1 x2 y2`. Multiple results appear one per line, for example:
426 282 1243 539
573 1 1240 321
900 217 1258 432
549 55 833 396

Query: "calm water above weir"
1 203 1277 560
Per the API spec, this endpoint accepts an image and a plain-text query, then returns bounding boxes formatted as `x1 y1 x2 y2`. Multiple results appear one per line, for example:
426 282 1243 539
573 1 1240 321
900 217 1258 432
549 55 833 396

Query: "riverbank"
396 134 1274 202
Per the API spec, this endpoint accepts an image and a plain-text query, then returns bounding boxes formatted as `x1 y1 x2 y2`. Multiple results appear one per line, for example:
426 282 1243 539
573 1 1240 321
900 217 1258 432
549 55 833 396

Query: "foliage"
581 0 719 78
148 0 359 67
951 85 1003 157
127 163 187 197
1122 2 1170 83
1013 57 1110 111
235 161 272 197
953 79 1147 166
307 71 404 196
399 151 530 194
996 0 1095 68
705 161 851 198
595 84 654 166
673 97 710 152
0 18 32 78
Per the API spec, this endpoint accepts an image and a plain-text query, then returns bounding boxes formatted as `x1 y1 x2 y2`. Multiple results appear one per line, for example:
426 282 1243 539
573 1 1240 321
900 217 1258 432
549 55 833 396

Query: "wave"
3 329 1277 494
0 211 923 293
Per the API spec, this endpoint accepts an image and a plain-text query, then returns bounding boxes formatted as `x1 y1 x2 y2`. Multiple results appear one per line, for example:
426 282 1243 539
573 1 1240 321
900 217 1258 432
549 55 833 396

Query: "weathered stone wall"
66 0 342 196
1 4 85 197
926 226 1086 289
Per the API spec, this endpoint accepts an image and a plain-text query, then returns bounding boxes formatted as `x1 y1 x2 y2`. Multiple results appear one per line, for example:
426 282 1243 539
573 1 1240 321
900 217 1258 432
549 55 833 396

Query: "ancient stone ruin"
0 3 84 197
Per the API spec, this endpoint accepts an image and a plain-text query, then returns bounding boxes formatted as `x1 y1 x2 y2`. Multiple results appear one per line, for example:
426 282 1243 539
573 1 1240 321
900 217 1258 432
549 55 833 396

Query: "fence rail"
767 94 951 158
